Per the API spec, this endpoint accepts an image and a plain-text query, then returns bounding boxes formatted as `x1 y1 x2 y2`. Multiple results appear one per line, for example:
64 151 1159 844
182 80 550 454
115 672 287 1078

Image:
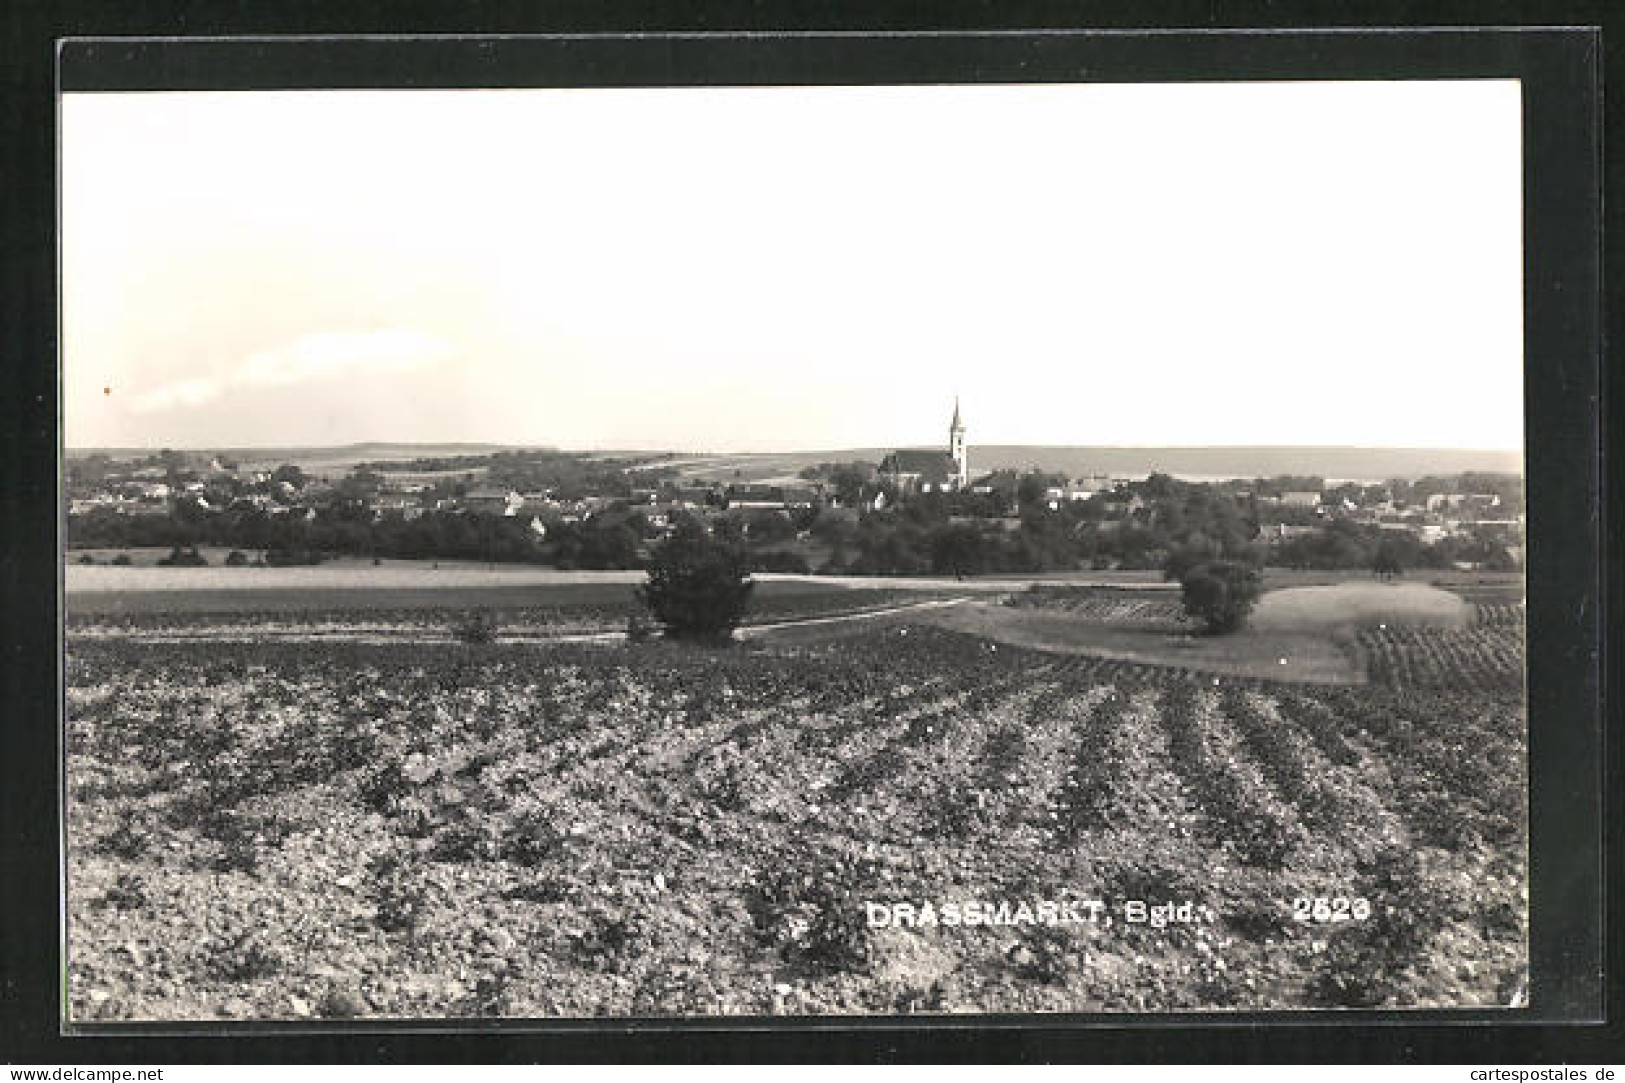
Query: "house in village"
780 484 822 508
1425 492 1504 514
370 494 425 520
1042 479 1106 509
461 488 526 516
725 483 788 511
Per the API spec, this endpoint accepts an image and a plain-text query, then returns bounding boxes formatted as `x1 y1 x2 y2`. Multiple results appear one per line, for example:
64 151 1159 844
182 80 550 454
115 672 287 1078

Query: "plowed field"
65 623 1526 1021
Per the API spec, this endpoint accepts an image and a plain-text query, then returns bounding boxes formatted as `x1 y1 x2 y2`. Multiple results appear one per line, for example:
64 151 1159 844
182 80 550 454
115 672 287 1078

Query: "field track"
63 565 1175 612
67 596 975 646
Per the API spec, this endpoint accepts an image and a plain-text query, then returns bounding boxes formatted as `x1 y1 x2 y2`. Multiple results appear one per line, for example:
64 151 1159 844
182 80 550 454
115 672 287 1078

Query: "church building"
878 399 970 494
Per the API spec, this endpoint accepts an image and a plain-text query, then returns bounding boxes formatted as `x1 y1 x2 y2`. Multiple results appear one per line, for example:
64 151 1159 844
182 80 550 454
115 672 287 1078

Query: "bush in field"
76 553 97 565
157 545 208 567
1179 560 1261 634
224 549 249 567
637 518 754 644
111 553 132 566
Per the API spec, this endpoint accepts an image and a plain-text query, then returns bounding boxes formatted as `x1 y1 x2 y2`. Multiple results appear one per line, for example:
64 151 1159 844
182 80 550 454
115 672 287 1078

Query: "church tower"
948 397 968 490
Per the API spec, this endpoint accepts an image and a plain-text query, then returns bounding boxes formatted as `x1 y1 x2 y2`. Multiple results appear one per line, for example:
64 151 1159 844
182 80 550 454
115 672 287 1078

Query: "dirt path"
66 565 1176 595
754 572 1179 593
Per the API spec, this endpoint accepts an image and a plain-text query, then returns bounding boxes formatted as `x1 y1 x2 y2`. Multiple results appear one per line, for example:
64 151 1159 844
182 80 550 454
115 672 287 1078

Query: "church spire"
948 395 968 491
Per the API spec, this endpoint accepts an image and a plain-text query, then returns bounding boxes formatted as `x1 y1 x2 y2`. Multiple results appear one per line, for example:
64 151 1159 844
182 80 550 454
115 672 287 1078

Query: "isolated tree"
1372 539 1406 580
158 448 189 485
1016 471 1048 508
829 465 871 507
1179 560 1262 635
636 518 755 644
1162 533 1222 583
1142 472 1179 500
271 463 308 490
157 545 208 567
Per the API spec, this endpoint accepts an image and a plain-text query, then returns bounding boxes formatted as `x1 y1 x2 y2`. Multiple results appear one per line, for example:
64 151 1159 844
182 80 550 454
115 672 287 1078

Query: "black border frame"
4 4 1614 1065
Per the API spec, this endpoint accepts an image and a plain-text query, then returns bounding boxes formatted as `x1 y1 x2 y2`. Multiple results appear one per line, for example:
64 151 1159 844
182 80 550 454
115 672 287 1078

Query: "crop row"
1359 625 1525 691
1005 588 1185 625
1051 689 1134 832
1218 690 1354 831
1154 686 1307 869
1317 685 1526 851
1473 602 1525 628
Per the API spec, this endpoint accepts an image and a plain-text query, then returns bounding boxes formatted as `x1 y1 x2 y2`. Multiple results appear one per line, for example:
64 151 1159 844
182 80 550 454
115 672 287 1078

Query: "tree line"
68 469 1521 575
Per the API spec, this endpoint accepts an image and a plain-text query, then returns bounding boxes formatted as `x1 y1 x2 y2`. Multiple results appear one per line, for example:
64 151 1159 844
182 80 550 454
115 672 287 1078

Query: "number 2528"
1293 897 1372 922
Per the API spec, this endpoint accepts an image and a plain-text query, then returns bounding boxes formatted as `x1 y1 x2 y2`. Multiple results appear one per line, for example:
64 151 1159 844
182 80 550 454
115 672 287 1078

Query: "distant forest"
354 449 680 499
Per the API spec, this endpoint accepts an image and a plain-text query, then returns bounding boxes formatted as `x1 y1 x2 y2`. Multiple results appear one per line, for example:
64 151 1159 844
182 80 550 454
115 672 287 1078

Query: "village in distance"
64 398 1525 586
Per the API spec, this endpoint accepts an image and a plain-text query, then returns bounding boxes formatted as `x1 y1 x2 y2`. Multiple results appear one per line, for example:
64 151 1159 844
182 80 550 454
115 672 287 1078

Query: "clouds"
242 329 451 387
131 329 453 414
131 377 223 413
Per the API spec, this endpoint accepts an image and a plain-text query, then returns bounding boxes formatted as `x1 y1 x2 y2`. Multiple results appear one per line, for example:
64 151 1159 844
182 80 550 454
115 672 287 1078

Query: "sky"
61 81 1524 452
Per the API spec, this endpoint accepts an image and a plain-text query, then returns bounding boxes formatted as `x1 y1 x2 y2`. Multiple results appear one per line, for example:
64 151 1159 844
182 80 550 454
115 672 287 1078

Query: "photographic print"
61 66 1530 1022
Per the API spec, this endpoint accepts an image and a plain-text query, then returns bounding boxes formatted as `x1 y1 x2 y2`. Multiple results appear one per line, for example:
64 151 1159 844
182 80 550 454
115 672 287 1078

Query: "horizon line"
63 441 1527 455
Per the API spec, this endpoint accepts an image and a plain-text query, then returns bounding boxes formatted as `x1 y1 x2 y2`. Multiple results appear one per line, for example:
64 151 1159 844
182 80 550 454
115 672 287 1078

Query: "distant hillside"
955 446 1523 482
67 443 1522 484
68 442 522 461
66 443 536 477
659 445 1522 485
